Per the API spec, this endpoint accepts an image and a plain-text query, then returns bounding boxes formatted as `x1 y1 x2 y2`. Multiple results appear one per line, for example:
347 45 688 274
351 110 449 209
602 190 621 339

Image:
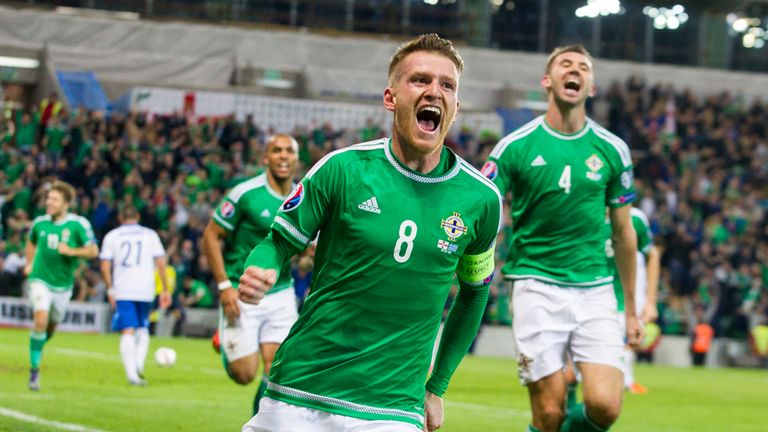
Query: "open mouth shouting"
564 76 581 98
416 105 442 134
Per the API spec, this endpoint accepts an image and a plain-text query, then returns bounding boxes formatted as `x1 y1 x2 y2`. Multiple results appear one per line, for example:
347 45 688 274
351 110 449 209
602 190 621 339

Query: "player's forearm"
99 260 113 289
426 281 490 397
25 242 36 266
613 229 638 316
645 245 661 305
201 229 229 284
243 231 300 279
68 244 99 259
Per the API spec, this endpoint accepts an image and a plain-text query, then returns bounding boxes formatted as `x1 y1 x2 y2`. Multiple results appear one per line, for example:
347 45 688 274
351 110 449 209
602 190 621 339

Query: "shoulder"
67 214 93 230
305 138 387 179
489 116 544 160
228 173 268 203
31 215 51 228
587 118 632 167
456 156 503 207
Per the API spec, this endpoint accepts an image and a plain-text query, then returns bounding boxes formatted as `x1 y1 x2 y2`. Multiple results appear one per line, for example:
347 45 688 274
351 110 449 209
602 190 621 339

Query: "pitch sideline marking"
0 406 111 432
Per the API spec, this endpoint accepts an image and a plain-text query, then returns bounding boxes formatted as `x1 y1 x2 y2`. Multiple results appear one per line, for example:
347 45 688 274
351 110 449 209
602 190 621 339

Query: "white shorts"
512 279 624 385
29 281 72 323
243 398 422 432
220 288 298 361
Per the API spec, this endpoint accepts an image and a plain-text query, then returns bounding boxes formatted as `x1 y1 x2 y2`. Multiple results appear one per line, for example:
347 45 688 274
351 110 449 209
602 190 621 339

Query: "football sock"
623 348 635 388
120 333 140 382
29 331 47 369
252 377 268 415
566 382 578 413
561 403 609 432
135 328 150 374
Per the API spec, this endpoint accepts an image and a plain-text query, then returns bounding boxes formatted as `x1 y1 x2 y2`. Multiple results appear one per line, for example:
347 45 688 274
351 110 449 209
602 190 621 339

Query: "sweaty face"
542 51 595 107
265 136 299 182
46 190 68 218
385 51 460 156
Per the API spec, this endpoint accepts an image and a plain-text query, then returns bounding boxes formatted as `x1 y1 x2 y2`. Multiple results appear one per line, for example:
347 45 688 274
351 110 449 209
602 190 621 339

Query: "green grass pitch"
1 328 766 431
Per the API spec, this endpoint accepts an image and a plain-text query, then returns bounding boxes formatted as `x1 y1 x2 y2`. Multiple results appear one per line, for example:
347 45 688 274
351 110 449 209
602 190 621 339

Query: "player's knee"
229 367 256 385
536 404 565 430
584 398 621 426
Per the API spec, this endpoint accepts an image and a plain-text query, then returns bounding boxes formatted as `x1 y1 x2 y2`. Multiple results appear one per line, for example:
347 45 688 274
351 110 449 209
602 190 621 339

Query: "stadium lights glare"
726 12 768 48
642 4 687 30
575 0 623 18
0 56 40 69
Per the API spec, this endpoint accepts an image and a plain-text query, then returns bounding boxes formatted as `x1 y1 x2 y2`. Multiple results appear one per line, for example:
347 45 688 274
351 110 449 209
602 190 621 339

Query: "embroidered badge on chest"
441 212 467 241
585 154 603 181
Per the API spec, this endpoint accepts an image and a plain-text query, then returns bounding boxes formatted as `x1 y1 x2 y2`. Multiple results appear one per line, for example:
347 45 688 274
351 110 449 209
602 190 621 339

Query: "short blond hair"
545 44 593 74
50 180 76 203
388 33 464 85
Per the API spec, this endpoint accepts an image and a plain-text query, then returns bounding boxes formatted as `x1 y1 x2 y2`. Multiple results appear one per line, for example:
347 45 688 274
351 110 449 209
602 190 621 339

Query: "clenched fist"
238 266 277 305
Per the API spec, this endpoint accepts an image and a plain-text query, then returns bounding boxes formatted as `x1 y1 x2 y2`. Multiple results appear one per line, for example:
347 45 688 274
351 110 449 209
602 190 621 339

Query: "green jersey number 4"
393 220 418 263
558 165 572 194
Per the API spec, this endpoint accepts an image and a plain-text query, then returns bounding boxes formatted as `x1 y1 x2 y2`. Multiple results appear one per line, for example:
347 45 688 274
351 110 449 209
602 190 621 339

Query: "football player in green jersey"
24 180 99 390
483 44 644 432
238 34 502 432
201 134 300 414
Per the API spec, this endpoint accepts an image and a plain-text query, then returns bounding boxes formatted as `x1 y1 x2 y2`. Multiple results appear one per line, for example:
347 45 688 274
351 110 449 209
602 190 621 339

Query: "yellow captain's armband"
456 247 494 285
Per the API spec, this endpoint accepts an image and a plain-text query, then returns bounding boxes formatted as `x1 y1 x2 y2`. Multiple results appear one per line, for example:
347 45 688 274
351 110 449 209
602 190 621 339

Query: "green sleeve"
425 278 490 397
243 230 303 280
212 196 241 232
632 213 653 255
28 221 40 244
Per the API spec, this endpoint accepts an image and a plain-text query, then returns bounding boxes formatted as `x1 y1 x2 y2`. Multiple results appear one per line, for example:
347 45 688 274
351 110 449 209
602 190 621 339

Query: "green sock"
561 403 609 432
566 383 578 413
527 425 542 432
252 377 268 415
29 331 47 370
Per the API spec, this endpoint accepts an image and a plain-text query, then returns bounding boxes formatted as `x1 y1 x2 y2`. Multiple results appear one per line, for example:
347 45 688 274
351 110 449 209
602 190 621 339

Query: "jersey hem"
265 382 424 428
503 274 613 288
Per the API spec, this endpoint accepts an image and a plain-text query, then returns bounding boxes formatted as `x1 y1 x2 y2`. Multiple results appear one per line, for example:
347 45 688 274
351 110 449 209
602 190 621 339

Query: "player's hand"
23 263 33 276
423 391 444 432
238 266 276 305
626 313 645 349
158 292 172 310
107 294 116 309
58 243 74 256
640 301 658 324
220 287 240 322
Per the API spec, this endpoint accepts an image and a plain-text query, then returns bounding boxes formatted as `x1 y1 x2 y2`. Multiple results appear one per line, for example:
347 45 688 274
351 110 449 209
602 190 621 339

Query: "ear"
383 87 396 112
540 74 552 90
588 84 597 98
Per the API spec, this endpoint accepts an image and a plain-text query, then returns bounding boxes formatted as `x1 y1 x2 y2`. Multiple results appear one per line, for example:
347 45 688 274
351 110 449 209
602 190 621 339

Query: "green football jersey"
212 173 294 294
28 213 96 291
610 207 654 311
256 138 502 427
484 116 636 287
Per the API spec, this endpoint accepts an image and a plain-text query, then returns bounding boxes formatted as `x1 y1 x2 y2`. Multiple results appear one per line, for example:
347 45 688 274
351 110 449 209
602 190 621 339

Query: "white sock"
135 328 150 374
623 347 635 388
120 333 139 382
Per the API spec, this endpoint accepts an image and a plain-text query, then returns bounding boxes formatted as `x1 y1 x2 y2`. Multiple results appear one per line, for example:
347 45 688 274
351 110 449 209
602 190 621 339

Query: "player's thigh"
570 284 623 371
512 279 574 385
112 300 141 331
220 300 261 362
243 398 335 432
578 362 623 413
49 290 73 323
29 281 52 313
135 301 153 328
258 289 298 345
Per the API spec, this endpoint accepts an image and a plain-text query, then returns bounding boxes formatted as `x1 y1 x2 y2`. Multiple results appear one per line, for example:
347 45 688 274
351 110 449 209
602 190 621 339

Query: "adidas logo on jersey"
531 155 547 167
358 197 381 214
260 209 271 218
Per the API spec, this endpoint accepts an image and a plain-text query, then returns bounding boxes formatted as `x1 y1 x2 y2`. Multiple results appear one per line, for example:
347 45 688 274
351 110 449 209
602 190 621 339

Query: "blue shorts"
112 300 153 331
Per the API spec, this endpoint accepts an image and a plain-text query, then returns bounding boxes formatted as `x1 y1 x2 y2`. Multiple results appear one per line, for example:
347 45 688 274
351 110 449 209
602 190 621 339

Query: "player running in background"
201 134 300 414
100 205 170 386
482 44 643 432
238 33 502 432
612 206 659 394
24 180 99 391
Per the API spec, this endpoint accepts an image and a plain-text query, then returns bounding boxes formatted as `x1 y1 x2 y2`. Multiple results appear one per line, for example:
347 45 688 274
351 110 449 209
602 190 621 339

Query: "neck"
123 219 139 225
391 132 442 174
267 171 293 196
51 211 67 222
545 99 586 134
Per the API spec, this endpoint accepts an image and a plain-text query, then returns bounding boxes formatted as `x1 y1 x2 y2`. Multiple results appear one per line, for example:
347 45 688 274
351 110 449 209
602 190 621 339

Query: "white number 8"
393 220 418 263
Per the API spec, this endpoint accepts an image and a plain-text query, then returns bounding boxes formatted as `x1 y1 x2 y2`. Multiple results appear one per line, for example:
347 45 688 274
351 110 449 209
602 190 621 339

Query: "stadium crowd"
0 77 766 341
